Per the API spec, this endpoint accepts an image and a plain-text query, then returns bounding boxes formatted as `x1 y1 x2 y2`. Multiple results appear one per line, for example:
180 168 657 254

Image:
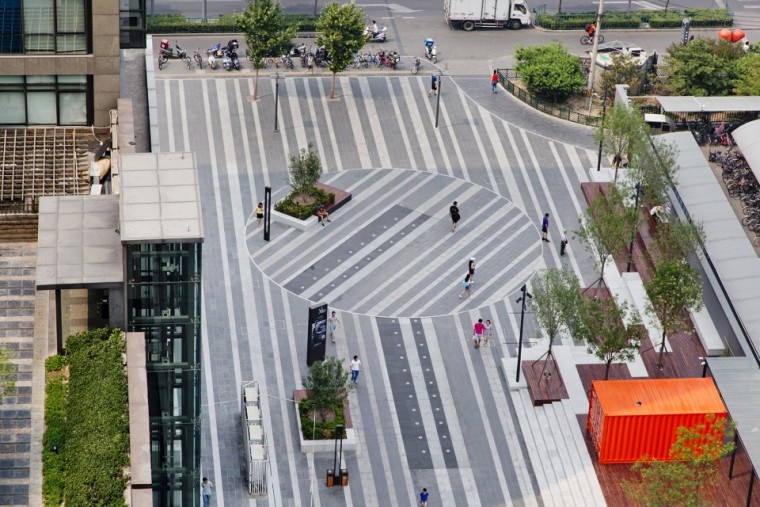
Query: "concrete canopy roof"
656 96 760 113
119 152 204 244
36 195 123 290
732 119 760 181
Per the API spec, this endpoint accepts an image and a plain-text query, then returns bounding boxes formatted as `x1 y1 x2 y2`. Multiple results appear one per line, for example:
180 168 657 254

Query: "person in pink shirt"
473 318 486 349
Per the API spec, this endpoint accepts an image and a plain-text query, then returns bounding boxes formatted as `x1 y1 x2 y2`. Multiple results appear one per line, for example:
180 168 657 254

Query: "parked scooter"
222 40 241 71
424 38 437 64
366 26 388 43
207 53 217 69
207 42 224 58
159 39 187 60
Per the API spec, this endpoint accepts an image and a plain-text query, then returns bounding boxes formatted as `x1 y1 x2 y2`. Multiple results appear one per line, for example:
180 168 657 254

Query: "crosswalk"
156 74 605 506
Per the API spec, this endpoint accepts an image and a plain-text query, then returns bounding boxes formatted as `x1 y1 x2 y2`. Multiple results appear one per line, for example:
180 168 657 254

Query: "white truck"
444 0 532 31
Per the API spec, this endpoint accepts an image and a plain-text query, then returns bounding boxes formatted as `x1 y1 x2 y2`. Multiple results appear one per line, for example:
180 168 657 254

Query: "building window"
0 75 90 125
0 0 88 54
119 0 145 49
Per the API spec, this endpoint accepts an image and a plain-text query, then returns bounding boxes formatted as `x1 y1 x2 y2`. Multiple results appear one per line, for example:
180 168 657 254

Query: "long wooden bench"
314 182 351 215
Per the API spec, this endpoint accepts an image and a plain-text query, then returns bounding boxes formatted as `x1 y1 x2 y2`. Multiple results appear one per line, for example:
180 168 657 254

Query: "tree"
595 103 649 180
576 297 645 379
734 53 760 95
288 142 323 196
238 0 297 100
652 218 706 264
0 347 16 398
316 1 368 99
515 43 586 102
626 137 680 209
575 184 637 291
301 356 354 420
600 54 644 99
663 38 744 96
622 414 735 507
645 259 703 368
530 268 583 358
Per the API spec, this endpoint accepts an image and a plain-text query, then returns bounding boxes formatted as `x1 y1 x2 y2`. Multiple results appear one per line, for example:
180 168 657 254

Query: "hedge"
274 186 334 220
299 398 346 440
147 13 319 34
534 8 732 30
42 373 66 507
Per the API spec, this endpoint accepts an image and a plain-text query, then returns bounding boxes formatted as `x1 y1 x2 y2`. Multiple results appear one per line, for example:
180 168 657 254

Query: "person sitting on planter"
316 205 332 226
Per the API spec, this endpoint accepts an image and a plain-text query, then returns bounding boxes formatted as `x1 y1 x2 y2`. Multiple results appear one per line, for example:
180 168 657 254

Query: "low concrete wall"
126 332 152 502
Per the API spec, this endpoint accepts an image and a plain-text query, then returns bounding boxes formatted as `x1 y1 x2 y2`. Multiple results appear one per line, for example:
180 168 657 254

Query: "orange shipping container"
587 378 727 464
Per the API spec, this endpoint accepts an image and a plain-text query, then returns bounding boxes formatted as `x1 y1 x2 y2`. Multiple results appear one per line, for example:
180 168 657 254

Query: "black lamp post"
626 181 642 272
515 284 532 383
596 85 609 172
434 71 443 129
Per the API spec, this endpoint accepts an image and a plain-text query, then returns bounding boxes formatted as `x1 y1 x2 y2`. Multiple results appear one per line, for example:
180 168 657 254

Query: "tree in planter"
530 268 583 370
645 259 703 369
600 54 645 100
663 38 744 96
238 0 297 100
514 43 586 103
622 414 734 507
575 184 638 292
316 2 368 99
595 103 649 181
301 357 355 436
576 297 645 380
0 346 16 398
626 137 680 209
651 218 706 264
288 142 323 202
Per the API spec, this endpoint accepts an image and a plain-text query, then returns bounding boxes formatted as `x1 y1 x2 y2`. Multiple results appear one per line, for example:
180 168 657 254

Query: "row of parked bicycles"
709 143 760 247
688 118 744 147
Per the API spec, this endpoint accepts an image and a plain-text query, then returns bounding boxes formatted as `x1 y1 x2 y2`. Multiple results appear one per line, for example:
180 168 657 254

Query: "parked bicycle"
194 49 203 69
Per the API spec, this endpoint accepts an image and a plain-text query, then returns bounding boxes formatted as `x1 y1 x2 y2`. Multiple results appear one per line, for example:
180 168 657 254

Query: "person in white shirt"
350 356 363 383
201 477 214 507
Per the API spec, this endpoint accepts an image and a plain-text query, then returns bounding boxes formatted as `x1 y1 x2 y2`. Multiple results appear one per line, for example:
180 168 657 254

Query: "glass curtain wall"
0 0 88 54
126 243 202 507
0 75 90 125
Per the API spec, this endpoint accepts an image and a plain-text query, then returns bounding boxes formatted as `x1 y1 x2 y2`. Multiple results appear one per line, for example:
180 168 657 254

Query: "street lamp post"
435 71 443 129
626 182 642 272
596 85 609 172
515 284 532 383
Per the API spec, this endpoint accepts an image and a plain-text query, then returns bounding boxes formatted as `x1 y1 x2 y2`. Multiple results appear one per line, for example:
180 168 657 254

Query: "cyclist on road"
585 22 596 38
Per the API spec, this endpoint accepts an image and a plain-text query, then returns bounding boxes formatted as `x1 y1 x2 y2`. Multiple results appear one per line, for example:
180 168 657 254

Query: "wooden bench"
314 182 352 216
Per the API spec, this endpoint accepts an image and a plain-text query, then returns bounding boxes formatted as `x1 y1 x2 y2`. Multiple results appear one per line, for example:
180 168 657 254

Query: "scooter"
207 53 217 70
159 39 187 60
222 51 233 71
230 51 241 70
207 43 224 58
424 38 437 64
365 26 388 43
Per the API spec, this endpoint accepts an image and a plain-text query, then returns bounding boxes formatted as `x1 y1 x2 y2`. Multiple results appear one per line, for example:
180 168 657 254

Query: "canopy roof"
732 119 760 182
656 96 760 113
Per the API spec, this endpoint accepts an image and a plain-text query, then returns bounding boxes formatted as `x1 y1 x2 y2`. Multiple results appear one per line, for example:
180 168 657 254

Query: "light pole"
515 284 532 383
435 71 443 129
273 73 281 132
626 182 642 272
596 84 609 172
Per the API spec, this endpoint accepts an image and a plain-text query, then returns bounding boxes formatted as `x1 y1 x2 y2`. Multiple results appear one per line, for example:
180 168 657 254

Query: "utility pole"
587 0 605 111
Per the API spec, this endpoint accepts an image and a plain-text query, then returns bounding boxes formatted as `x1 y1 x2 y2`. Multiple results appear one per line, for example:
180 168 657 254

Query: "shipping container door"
482 0 497 20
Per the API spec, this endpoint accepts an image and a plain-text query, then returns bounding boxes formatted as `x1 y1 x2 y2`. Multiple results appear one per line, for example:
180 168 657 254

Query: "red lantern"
719 29 732 40
731 29 746 43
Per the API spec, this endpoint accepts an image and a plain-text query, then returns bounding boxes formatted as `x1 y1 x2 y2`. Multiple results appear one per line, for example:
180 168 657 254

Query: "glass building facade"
126 242 202 507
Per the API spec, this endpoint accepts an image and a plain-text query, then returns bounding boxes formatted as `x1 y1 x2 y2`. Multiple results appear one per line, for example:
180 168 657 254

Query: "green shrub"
299 398 347 440
147 13 318 34
534 8 731 30
44 355 66 372
274 186 334 220
42 377 66 507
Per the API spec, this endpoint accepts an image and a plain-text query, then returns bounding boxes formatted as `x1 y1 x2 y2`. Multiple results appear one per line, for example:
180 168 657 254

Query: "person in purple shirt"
541 213 550 242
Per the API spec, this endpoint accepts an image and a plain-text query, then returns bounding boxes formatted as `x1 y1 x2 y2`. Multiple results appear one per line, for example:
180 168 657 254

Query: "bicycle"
580 33 604 45
194 49 203 69
185 56 193 71
158 51 168 70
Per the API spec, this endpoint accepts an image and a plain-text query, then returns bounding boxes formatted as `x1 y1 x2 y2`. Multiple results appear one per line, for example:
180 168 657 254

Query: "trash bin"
340 469 348 486
326 469 334 487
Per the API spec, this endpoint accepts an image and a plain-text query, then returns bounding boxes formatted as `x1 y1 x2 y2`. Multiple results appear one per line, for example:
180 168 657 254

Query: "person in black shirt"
450 201 460 232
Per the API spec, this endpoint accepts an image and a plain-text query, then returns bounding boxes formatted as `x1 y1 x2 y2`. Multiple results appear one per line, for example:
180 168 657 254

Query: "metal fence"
0 199 38 215
497 69 602 127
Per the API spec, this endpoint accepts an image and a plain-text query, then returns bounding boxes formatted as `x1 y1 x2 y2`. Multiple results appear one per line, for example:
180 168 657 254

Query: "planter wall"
293 390 357 453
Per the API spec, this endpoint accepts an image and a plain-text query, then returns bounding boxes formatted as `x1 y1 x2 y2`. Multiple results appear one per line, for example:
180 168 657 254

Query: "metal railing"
497 69 602 127
0 199 38 215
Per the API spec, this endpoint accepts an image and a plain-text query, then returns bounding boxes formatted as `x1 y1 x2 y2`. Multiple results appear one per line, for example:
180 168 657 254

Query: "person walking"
429 74 438 96
256 202 264 227
491 70 499 93
450 201 460 232
468 257 476 283
201 477 214 507
350 355 363 383
541 213 550 242
560 230 568 256
473 318 486 349
458 273 472 299
484 319 493 347
327 311 340 343
420 488 430 506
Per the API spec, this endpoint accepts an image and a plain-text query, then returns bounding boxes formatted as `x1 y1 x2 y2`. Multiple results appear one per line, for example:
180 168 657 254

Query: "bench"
690 306 725 356
314 182 352 215
622 272 672 354
271 182 352 231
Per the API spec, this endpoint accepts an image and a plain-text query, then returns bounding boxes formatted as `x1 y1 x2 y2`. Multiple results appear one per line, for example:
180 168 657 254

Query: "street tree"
530 268 583 358
595 103 649 181
238 0 297 100
288 142 323 196
301 356 354 421
652 218 706 264
575 184 637 292
626 137 680 209
576 297 645 380
316 1 368 99
645 259 703 368
664 38 744 96
600 54 644 99
734 53 760 95
514 43 586 103
0 347 15 398
622 414 734 507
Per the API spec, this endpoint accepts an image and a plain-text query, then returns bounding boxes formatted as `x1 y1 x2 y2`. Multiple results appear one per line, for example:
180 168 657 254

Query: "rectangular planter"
293 390 357 453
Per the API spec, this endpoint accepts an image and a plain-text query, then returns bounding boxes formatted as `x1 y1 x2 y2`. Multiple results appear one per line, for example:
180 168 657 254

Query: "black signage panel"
306 303 328 366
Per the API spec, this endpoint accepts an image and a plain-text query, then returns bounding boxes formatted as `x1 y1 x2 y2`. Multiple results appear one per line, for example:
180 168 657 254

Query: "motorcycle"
424 38 437 64
378 49 400 70
159 39 187 60
207 43 224 58
207 53 217 70
289 43 307 58
365 26 388 43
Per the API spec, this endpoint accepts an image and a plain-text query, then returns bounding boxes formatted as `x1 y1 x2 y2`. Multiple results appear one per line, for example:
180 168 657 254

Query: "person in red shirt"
473 318 486 349
491 70 499 93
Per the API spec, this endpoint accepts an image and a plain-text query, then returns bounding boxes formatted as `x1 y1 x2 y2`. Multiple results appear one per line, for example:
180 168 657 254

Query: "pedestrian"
458 273 472 299
350 355 363 383
327 311 340 343
541 213 550 242
491 69 499 93
201 477 214 507
468 257 476 283
473 318 486 349
307 54 315 74
420 487 430 506
450 201 460 232
484 319 493 347
316 204 332 226
256 202 264 227
560 230 568 256
429 74 438 96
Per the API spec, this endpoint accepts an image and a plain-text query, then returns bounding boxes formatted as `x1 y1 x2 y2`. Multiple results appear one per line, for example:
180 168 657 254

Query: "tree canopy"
664 38 745 96
600 54 645 99
530 268 583 352
288 142 323 195
238 0 297 100
302 356 354 419
316 1 368 99
515 43 586 102
596 103 650 179
734 53 760 95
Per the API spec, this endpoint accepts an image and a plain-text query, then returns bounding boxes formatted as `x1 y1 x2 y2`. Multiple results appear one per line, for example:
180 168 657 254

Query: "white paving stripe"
513 389 558 507
165 80 175 152
316 78 344 172
302 79 340 173
200 313 225 507
477 105 526 209
455 86 501 192
385 78 419 170
410 76 461 178
249 80 272 186
564 144 591 185
235 80 258 207
340 76 373 169
284 78 314 157
399 78 446 174
357 77 393 168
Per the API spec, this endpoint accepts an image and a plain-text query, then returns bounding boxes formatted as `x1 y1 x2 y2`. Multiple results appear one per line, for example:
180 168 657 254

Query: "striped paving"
155 74 605 506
